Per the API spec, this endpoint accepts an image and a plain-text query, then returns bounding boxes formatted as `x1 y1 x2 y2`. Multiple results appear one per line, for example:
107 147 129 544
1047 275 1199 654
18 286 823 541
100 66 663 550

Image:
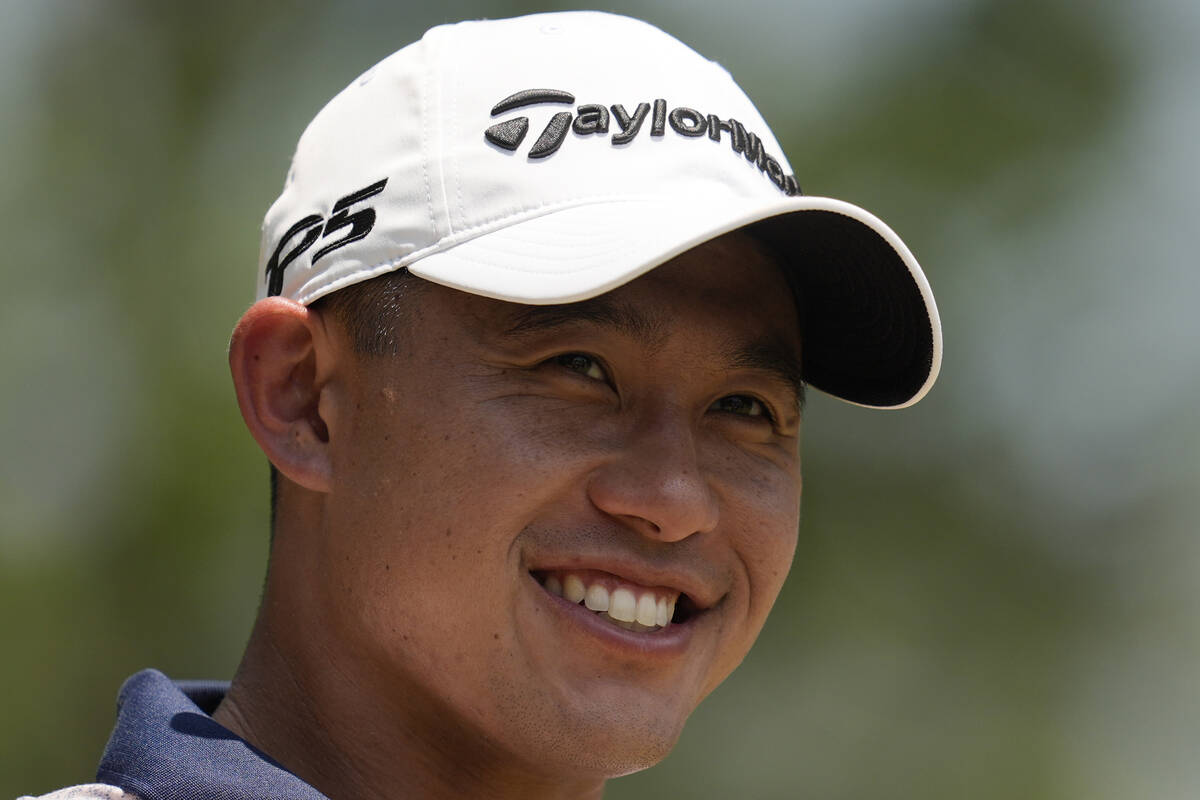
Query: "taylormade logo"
484 88 801 196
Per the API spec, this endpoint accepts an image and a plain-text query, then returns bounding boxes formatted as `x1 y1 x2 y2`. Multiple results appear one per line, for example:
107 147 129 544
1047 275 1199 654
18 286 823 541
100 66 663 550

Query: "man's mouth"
531 569 698 633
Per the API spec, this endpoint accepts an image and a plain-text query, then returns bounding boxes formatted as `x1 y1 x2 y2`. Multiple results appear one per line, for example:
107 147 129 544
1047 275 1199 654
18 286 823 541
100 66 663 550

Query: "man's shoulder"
17 785 140 800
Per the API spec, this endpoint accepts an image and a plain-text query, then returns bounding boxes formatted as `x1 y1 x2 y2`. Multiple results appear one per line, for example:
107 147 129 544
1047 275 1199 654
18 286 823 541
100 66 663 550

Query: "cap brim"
406 195 941 409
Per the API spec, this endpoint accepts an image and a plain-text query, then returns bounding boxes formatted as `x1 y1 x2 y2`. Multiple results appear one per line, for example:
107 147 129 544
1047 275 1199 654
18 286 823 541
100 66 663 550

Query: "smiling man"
23 11 940 800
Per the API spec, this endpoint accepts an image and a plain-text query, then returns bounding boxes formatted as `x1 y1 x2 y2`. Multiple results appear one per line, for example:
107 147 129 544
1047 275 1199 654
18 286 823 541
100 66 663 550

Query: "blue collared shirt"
95 669 328 800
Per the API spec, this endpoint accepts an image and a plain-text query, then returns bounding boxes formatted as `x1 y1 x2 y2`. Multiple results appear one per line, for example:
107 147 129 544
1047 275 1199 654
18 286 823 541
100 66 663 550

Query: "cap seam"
420 42 437 238
432 41 455 237
447 193 642 244
452 56 466 230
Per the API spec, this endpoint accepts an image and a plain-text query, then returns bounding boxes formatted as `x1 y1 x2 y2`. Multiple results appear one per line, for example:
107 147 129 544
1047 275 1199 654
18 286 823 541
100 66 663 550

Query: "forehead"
434 229 804 395
461 230 797 331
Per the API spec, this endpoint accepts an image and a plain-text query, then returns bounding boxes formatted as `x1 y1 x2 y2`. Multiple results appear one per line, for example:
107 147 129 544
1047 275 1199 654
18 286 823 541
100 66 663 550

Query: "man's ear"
229 297 335 493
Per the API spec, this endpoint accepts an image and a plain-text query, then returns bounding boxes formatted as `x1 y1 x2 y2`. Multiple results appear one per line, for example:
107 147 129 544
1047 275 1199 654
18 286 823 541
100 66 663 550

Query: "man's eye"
553 353 607 382
711 394 770 419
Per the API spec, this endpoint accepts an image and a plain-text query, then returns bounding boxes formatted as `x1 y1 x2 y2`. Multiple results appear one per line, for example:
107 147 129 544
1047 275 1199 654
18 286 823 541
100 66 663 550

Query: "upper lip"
525 552 725 611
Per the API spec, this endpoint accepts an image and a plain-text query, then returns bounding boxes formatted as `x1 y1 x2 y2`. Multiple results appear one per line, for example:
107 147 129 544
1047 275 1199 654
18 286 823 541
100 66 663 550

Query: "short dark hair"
311 266 428 357
267 268 428 538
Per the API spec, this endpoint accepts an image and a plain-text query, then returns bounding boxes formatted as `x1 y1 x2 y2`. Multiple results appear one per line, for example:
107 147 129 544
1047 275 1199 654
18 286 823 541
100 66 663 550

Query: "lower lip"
526 572 698 659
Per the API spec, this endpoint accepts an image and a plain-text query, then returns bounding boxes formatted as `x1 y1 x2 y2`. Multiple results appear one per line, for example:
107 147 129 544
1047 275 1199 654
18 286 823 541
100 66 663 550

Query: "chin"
602 740 680 779
528 708 689 780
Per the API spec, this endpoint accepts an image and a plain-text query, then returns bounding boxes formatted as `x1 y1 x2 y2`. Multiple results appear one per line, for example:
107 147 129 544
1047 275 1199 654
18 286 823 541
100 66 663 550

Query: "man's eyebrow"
502 296 669 350
503 299 804 408
728 338 806 410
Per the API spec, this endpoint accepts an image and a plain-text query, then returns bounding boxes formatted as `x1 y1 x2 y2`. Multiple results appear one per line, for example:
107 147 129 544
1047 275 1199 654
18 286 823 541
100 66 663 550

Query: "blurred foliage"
2 0 1197 797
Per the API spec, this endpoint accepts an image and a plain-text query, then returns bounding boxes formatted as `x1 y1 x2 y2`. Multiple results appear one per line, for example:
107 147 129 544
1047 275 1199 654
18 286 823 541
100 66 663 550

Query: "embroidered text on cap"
484 88 802 196
265 178 388 297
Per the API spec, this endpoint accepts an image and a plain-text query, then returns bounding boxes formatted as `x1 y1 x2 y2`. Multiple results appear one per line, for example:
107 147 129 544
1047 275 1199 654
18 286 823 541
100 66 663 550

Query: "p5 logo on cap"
484 87 801 196
265 178 388 297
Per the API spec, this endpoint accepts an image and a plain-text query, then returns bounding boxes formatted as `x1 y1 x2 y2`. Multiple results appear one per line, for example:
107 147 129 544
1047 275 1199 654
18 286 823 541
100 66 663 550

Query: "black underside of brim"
746 211 934 407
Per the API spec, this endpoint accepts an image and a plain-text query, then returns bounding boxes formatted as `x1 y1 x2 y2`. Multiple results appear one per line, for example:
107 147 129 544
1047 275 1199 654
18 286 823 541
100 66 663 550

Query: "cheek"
337 385 596 522
321 392 611 652
696 514 798 702
685 450 799 697
717 452 801 624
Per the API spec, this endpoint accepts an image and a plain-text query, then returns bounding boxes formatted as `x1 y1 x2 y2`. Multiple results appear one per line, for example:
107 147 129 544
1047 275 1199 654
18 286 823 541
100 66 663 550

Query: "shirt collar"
97 669 329 800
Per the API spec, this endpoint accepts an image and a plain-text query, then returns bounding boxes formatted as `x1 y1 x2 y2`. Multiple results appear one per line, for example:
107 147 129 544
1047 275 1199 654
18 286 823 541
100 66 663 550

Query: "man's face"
314 231 802 778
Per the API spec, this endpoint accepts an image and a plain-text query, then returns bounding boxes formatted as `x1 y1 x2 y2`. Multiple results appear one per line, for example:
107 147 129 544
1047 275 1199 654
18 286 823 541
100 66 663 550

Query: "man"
24 10 940 800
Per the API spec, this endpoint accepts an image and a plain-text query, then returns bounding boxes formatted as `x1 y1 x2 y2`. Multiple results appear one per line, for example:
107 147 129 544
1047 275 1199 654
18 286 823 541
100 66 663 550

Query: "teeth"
541 572 684 633
563 574 586 604
584 583 609 612
609 588 637 622
636 593 658 627
611 618 661 632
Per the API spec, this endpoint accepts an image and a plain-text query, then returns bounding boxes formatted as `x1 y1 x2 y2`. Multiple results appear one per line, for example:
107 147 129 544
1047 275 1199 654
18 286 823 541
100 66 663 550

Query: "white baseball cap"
259 10 942 409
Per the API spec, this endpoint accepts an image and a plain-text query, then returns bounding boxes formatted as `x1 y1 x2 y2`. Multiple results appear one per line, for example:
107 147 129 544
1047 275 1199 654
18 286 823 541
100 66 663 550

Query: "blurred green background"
2 0 1197 797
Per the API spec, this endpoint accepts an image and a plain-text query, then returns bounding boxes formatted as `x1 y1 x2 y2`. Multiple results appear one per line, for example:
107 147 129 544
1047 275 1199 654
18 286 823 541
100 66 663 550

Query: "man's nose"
586 409 720 542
